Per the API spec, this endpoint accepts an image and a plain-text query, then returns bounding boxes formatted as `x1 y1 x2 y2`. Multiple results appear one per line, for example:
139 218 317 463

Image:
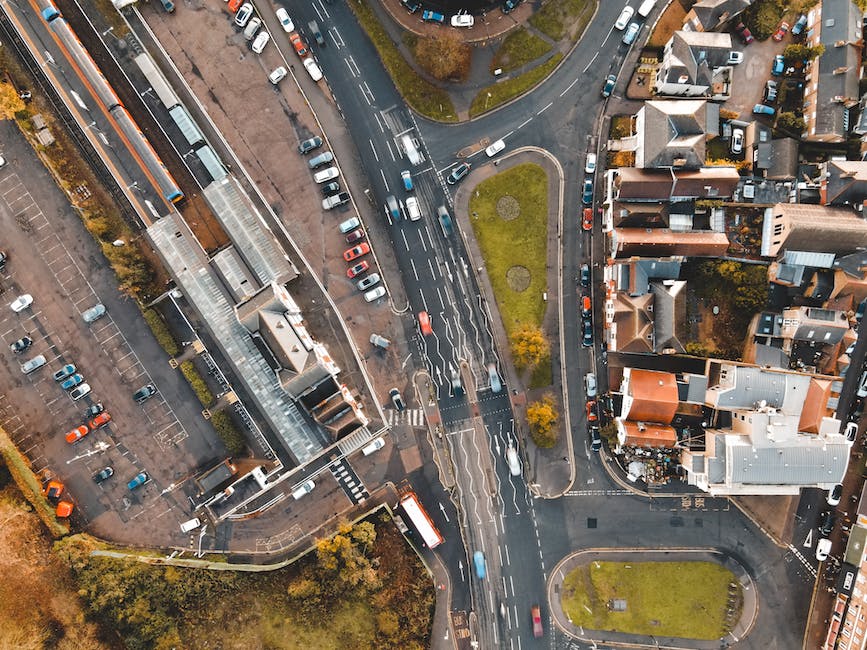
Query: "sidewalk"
452 149 574 498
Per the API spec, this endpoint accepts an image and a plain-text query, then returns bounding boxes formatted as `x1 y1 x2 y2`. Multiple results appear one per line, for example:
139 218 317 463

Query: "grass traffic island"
470 54 563 118
467 163 549 336
561 561 741 640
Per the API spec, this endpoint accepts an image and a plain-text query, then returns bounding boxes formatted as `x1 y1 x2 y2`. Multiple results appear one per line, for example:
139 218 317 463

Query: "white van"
180 518 201 533
362 438 385 456
292 479 315 500
637 0 657 18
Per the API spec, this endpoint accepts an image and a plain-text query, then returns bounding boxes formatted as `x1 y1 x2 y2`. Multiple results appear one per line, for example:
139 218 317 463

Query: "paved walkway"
452 149 574 497
547 548 758 648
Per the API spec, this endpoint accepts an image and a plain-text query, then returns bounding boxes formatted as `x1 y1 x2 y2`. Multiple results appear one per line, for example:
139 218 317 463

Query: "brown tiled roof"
621 420 678 447
626 368 679 423
797 378 834 434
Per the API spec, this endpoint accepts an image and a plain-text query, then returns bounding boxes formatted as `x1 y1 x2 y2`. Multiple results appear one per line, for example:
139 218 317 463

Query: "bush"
413 33 471 82
527 395 558 447
741 0 784 40
179 361 213 406
142 309 180 356
210 411 246 455
777 111 805 134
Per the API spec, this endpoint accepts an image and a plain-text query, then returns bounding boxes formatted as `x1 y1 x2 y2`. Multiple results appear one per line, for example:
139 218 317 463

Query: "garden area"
561 560 741 639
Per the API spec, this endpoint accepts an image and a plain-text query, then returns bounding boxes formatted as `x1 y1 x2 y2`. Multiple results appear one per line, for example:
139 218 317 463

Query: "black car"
321 182 340 196
401 0 420 12
133 384 157 403
85 403 104 419
10 336 32 354
93 466 114 484
580 263 590 287
582 178 594 205
582 320 593 347
502 0 520 13
590 427 602 452
819 511 835 536
389 388 405 411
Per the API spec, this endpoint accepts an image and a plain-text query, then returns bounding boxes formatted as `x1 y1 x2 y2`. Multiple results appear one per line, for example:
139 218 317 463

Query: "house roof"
614 167 741 200
612 228 730 258
620 420 679 447
687 0 751 31
666 30 733 84
833 250 867 278
725 433 849 485
624 368 679 423
651 279 687 353
706 363 813 415
761 203 867 257
825 160 867 205
813 0 862 139
764 138 799 180
612 292 654 352
614 258 683 295
798 378 835 433
638 100 708 169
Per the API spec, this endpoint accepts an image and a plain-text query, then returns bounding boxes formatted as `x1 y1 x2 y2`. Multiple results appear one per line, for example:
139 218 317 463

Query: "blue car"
422 10 444 23
753 104 776 116
53 363 76 382
473 551 486 579
60 373 84 391
401 170 413 191
582 178 593 205
791 14 807 35
127 471 149 490
771 54 785 76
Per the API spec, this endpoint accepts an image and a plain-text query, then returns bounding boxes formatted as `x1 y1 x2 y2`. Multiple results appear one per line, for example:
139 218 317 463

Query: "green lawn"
470 54 563 117
529 0 595 41
349 0 456 122
491 28 553 73
561 561 739 640
467 164 549 336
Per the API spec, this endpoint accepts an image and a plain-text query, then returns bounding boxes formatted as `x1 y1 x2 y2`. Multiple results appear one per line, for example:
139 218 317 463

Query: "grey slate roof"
833 250 867 277
727 436 849 484
639 100 708 169
709 365 811 413
688 0 752 31
753 343 789 368
814 0 862 140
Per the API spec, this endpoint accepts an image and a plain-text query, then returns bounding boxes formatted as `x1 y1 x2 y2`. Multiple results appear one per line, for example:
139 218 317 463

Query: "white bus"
399 492 443 549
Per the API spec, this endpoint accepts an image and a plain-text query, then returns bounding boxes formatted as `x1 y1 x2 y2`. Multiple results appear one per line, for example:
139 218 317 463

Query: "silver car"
21 354 46 374
82 303 106 323
357 273 381 291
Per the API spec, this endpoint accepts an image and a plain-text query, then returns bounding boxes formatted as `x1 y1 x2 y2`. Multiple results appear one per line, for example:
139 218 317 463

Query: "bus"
399 492 443 549
473 551 486 579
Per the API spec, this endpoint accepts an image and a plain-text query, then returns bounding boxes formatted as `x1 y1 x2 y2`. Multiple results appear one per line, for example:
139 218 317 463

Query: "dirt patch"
506 265 531 292
497 195 521 220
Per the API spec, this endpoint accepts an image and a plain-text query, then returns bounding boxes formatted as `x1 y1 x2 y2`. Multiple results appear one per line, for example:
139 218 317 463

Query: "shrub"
741 0 784 40
413 33 471 81
142 309 180 356
179 361 213 406
527 396 558 447
211 411 246 456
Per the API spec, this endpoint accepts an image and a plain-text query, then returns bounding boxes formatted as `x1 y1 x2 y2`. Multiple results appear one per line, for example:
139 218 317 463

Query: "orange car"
89 412 111 430
344 243 370 262
44 480 64 500
289 32 308 57
581 295 591 317
586 400 598 422
582 207 593 231
418 311 433 336
65 425 89 444
347 261 369 278
227 0 243 12
55 501 73 518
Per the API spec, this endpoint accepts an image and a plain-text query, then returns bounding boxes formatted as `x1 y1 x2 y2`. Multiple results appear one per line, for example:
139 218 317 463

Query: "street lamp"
484 92 492 110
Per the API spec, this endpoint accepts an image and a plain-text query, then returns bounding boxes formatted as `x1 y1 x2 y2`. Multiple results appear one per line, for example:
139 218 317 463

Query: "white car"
585 372 597 398
584 153 596 174
727 51 744 65
304 57 323 82
827 483 843 506
11 294 32 312
269 66 287 85
614 5 635 29
506 446 521 476
858 370 867 398
730 128 744 155
364 286 387 302
251 31 270 54
451 13 474 27
234 3 253 27
816 538 832 562
406 196 422 221
82 303 106 323
485 139 506 157
275 7 294 32
313 167 339 183
69 383 91 401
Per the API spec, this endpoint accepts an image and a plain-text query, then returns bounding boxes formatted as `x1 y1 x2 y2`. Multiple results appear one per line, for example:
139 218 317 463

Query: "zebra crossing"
385 408 426 427
330 458 369 505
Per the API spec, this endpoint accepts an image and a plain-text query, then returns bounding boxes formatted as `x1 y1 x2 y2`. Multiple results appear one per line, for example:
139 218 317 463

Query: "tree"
315 521 380 590
510 325 549 368
0 82 25 121
527 395 558 448
413 33 471 81
777 111 805 134
783 43 824 64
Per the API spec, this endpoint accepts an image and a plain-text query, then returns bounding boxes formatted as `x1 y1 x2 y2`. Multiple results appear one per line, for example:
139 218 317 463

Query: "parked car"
827 483 843 506
275 7 293 32
581 294 592 317
10 294 32 312
753 104 775 116
289 32 308 57
60 373 84 391
582 208 593 231
586 400 598 422
69 383 91 400
791 14 808 36
422 10 445 22
346 261 370 278
584 153 596 174
64 425 88 444
90 412 111 430
727 51 743 65
346 229 365 244
614 5 634 29
344 243 370 262
339 217 360 233
582 178 593 204
308 151 334 169
364 286 387 302
322 192 350 210
243 16 261 41
313 167 340 183
21 354 46 374
447 162 471 185
10 336 32 353
590 427 602 452
819 511 836 536
502 0 520 13
133 383 157 403
401 170 414 191
93 466 114 483
486 139 506 157
53 363 76 381
730 128 744 155
303 57 323 81
451 12 474 27
582 320 593 347
764 80 778 102
858 370 867 398
735 21 753 44
601 74 617 97
127 471 149 491
389 387 405 411
771 54 785 76
357 273 380 291
322 181 341 196
234 2 253 27
585 372 597 397
298 136 323 154
773 21 789 41
816 538 832 561
269 66 287 85
401 0 420 13
580 263 590 286
621 22 640 45
82 303 106 323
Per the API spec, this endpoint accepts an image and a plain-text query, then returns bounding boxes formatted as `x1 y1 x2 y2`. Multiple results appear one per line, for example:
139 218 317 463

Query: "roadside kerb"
452 146 574 498
414 370 457 490
546 547 759 649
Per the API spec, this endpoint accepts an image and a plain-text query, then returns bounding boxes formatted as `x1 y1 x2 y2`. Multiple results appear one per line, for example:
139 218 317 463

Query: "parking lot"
0 120 224 546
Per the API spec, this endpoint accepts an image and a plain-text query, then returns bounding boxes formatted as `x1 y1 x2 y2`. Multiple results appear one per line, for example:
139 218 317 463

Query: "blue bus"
473 551 486 579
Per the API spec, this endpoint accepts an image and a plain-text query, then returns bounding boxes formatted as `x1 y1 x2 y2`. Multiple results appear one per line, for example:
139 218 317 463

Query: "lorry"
401 134 423 166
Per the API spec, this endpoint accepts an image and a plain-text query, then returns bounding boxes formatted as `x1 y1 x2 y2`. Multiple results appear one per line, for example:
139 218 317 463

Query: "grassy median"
561 561 739 639
470 54 563 117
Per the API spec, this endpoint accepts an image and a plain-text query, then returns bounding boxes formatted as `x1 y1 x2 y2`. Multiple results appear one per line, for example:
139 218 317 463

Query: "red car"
581 295 592 317
289 32 308 57
418 310 433 336
531 605 543 638
345 229 365 244
586 400 598 422
344 243 370 262
582 207 593 231
773 21 789 41
65 425 89 444
89 412 111 430
346 261 369 278
735 22 753 44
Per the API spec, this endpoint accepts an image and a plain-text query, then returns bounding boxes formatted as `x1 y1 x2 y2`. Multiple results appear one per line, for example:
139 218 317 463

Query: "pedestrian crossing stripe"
386 408 425 427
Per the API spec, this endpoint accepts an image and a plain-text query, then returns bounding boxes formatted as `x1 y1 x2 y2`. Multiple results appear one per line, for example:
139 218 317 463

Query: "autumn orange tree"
527 395 558 447
0 81 24 120
510 324 550 369
414 32 471 82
